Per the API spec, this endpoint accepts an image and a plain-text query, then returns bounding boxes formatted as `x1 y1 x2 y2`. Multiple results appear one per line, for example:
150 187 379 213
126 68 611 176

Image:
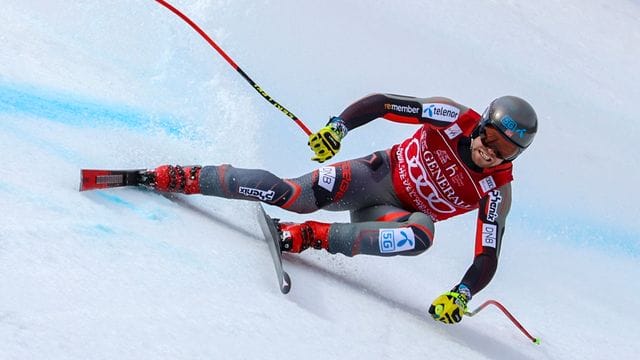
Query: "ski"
255 203 291 294
80 169 291 294
79 169 148 191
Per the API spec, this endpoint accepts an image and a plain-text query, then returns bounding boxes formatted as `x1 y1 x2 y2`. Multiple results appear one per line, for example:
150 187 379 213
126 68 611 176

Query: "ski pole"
465 300 540 345
154 0 312 136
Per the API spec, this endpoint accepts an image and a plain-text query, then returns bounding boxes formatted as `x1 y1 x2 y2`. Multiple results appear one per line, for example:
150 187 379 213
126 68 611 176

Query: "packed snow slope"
1 1 639 359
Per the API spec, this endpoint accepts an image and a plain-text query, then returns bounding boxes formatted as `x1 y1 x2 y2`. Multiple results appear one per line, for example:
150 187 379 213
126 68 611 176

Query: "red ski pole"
465 300 540 345
154 0 312 136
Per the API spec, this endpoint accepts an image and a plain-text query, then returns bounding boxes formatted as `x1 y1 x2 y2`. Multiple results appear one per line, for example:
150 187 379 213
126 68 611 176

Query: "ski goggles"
479 125 521 161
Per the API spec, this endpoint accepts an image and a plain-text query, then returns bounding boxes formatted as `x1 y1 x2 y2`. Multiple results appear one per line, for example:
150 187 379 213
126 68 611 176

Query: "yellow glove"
428 285 471 324
308 117 348 163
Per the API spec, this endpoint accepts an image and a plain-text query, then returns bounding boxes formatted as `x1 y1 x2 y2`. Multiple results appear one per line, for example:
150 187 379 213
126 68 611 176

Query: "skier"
144 93 537 325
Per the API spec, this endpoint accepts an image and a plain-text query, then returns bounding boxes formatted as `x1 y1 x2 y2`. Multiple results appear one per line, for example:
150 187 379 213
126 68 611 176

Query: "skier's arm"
428 183 512 324
308 93 469 162
458 183 512 296
338 93 470 130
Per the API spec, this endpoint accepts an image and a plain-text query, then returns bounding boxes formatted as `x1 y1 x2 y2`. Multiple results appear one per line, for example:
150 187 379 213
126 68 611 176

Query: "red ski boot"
147 165 202 194
278 221 331 253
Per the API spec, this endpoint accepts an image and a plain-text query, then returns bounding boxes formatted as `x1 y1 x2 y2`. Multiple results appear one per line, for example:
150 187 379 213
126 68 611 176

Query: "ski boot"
139 165 202 194
276 220 331 253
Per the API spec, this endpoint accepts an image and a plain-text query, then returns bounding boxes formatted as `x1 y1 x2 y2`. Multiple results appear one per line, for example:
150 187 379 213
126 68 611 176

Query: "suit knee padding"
406 212 434 255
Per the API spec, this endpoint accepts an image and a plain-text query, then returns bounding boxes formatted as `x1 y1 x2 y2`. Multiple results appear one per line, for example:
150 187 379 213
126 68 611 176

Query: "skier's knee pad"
310 163 351 209
405 212 434 255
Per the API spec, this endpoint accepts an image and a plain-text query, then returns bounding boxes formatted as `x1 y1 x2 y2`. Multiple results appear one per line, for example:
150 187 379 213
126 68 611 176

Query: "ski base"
256 203 291 294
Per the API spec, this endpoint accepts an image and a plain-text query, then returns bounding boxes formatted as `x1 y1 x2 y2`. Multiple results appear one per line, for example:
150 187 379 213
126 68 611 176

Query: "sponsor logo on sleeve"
384 103 420 114
479 176 496 193
481 223 497 248
422 103 460 122
444 124 463 139
239 187 275 201
318 166 337 192
486 190 503 222
379 227 415 253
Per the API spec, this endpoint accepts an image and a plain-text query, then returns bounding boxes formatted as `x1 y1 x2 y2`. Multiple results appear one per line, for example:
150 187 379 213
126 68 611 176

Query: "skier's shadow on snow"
164 195 541 360
287 255 542 360
159 193 262 240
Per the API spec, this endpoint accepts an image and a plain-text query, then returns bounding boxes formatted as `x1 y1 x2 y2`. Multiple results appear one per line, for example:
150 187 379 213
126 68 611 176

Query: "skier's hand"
308 117 348 163
428 285 471 324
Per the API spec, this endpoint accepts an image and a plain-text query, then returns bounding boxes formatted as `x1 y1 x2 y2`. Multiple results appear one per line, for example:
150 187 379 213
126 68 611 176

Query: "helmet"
478 96 538 160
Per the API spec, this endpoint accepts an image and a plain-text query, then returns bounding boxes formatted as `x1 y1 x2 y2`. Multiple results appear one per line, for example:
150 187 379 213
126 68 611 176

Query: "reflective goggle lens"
480 125 520 160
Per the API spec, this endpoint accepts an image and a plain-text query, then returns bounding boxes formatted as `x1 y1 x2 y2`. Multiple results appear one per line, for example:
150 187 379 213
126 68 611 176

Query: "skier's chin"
471 147 503 168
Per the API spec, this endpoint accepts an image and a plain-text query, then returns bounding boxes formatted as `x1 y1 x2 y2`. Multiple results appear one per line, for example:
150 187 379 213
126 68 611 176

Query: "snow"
1 0 639 359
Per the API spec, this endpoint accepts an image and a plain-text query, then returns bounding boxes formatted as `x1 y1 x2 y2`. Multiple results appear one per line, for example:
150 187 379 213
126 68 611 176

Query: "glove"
308 117 348 163
428 284 471 324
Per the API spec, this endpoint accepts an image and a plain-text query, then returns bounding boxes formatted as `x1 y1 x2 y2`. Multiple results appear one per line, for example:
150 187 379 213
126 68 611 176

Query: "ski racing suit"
198 94 513 296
